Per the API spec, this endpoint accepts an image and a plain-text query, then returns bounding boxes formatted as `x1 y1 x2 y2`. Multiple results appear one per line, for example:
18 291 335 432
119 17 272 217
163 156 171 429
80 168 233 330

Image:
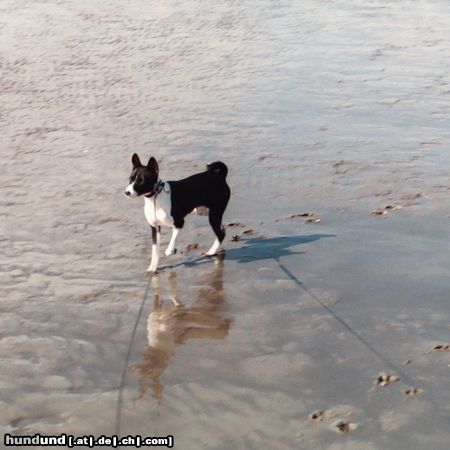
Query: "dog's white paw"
201 249 225 259
146 266 158 276
165 247 177 257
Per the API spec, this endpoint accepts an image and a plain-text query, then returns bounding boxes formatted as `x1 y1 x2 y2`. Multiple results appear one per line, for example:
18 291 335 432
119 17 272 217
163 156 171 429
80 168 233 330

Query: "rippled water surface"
1 1 450 448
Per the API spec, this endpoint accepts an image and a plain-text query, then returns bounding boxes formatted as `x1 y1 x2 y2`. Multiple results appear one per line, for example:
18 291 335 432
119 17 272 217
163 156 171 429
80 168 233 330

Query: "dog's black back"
169 162 230 240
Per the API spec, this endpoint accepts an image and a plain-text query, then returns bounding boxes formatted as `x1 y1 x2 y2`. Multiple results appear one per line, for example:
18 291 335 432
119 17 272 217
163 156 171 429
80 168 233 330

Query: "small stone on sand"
433 344 450 351
309 410 325 421
227 222 245 227
404 387 424 396
185 243 199 252
375 372 399 386
284 212 321 223
333 420 358 434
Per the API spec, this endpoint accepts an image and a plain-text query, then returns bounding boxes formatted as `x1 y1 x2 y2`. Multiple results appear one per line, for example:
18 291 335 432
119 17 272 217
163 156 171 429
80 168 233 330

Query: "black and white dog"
125 154 230 274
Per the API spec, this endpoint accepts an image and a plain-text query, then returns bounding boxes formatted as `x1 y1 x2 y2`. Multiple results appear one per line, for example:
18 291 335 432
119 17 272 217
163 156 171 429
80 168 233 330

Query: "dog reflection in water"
131 258 232 399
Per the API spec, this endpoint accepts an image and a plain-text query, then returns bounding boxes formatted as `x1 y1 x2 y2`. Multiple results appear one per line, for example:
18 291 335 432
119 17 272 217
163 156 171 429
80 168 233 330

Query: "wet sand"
1 0 450 449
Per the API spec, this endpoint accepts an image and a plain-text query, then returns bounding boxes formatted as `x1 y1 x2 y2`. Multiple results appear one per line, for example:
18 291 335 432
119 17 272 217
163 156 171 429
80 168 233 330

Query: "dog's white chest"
144 192 173 227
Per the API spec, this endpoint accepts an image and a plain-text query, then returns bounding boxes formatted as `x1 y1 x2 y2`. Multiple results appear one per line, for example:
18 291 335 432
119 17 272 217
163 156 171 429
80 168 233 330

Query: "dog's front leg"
147 225 161 274
165 227 180 256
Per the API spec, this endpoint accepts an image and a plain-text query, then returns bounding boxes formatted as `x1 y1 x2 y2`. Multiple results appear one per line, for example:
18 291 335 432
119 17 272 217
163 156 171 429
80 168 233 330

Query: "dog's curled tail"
206 161 228 177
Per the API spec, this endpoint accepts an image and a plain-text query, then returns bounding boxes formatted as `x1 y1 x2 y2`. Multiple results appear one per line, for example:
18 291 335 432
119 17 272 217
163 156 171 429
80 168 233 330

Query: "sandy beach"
1 0 450 449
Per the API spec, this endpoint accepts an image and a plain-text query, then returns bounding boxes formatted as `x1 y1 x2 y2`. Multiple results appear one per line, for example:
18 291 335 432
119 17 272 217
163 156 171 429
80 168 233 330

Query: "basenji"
125 154 230 273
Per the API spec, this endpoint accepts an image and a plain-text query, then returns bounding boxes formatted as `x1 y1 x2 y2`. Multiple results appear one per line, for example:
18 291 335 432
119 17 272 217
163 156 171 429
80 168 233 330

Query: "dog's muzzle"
124 182 137 198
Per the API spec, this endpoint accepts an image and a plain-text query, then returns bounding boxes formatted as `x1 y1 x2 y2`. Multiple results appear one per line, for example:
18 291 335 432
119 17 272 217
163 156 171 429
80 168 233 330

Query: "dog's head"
125 154 159 198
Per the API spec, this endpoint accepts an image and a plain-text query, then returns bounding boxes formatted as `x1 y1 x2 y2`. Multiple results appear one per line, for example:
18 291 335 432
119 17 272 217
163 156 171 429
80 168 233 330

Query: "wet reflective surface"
1 0 450 448
131 260 232 400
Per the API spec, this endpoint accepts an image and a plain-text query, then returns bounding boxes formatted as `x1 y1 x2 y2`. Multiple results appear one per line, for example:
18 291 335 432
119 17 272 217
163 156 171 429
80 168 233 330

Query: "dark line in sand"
276 258 450 418
114 277 151 439
276 258 414 382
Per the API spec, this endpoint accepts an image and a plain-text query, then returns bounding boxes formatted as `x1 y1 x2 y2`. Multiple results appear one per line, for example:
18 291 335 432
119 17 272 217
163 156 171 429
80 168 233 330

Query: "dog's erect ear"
132 153 141 167
147 157 159 174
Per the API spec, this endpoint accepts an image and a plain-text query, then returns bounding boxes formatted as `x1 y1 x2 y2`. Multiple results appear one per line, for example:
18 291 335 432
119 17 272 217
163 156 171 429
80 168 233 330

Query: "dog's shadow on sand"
159 233 335 271
223 234 335 263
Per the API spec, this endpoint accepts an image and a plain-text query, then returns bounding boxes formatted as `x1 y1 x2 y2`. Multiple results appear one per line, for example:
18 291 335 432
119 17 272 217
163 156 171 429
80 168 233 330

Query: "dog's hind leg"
147 225 161 273
206 208 226 256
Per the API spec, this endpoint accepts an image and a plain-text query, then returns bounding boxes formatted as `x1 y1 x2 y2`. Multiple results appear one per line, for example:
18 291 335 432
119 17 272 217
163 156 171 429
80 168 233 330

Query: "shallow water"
1 0 450 448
